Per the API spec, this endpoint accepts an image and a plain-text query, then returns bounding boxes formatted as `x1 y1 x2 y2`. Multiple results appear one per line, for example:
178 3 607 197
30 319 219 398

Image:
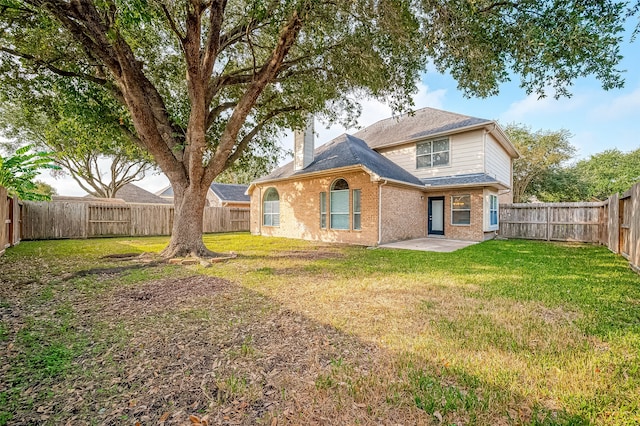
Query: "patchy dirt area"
110 275 231 315
272 250 346 261
1 266 425 425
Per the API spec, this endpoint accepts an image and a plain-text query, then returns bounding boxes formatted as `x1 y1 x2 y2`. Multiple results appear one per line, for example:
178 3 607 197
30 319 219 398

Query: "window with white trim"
330 179 349 230
416 138 450 169
352 189 361 230
263 188 280 227
320 192 327 229
489 194 499 227
451 194 471 225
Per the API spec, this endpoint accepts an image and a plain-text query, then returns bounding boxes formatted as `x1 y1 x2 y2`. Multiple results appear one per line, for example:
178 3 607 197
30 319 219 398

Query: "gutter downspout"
377 180 388 245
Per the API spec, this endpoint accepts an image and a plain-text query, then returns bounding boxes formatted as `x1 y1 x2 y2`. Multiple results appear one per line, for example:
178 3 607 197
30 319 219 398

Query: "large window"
263 188 280 227
416 138 450 169
330 179 349 230
320 192 327 229
451 194 471 225
489 194 499 227
352 189 361 230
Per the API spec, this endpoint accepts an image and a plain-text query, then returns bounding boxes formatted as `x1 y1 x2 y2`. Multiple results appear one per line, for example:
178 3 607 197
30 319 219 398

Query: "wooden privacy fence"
500 181 640 273
0 186 22 256
21 201 250 240
499 202 606 243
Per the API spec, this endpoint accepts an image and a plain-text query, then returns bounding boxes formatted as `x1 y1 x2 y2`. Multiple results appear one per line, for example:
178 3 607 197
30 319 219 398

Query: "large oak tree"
0 0 630 256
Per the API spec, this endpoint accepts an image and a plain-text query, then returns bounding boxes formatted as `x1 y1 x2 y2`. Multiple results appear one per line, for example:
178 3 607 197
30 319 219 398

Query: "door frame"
428 196 445 236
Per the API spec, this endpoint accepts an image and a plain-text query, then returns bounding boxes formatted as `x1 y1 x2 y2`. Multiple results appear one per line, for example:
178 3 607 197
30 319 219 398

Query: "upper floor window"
417 138 450 169
263 188 280 227
330 179 349 230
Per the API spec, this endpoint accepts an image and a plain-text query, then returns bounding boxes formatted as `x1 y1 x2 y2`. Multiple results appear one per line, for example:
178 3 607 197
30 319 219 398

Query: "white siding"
485 134 511 186
378 130 485 179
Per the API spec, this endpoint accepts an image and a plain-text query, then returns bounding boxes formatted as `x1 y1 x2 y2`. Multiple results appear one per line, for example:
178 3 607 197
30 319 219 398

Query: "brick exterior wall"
380 184 427 243
250 170 380 245
250 171 496 244
424 188 485 241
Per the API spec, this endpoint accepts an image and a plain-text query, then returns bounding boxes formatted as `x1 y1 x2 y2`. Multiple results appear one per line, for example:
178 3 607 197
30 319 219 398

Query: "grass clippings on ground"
1 233 639 425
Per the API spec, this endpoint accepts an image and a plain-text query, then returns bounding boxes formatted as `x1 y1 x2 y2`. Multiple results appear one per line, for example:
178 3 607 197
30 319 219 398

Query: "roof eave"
363 169 426 190
371 121 491 151
487 123 520 159
424 181 509 191
250 165 365 187
250 164 427 191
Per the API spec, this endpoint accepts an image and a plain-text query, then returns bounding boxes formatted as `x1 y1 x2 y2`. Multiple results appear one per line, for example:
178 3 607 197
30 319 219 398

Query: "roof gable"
209 183 250 202
352 107 491 149
114 183 173 204
256 134 423 186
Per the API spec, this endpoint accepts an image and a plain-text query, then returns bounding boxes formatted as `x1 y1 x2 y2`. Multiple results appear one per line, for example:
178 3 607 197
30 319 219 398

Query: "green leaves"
574 148 640 199
506 124 639 202
0 145 59 201
423 0 626 98
505 123 576 203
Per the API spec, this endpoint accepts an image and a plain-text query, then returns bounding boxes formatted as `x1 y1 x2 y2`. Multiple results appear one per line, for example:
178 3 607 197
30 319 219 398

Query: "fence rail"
499 202 606 243
21 201 249 240
500 181 640 273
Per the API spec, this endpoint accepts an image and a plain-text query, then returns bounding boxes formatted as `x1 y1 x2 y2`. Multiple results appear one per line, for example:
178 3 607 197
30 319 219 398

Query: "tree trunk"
161 183 218 258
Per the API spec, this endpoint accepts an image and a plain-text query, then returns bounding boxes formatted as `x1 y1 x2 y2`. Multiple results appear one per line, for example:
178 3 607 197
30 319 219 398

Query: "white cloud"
37 172 87 197
315 80 447 144
500 91 588 123
570 131 597 159
413 83 447 110
589 86 640 121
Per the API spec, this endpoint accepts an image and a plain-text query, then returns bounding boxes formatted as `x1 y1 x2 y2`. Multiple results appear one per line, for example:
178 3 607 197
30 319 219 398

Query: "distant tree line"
506 124 640 203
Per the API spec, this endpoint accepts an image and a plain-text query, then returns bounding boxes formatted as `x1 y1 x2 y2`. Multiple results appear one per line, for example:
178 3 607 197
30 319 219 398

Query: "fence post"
546 206 551 241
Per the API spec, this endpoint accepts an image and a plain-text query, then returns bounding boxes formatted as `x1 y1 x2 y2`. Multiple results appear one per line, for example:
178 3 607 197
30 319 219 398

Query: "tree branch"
201 0 226 80
0 46 109 86
224 106 299 168
161 4 185 41
203 4 308 184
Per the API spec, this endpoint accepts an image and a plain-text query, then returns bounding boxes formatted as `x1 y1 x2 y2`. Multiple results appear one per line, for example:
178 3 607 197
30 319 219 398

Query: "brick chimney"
293 117 314 171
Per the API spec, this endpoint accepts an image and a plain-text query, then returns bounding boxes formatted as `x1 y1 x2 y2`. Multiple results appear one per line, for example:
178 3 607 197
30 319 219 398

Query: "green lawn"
0 234 638 425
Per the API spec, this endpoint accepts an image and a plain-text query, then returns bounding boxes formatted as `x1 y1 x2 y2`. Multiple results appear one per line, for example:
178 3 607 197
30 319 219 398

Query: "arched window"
263 188 280 226
330 179 349 229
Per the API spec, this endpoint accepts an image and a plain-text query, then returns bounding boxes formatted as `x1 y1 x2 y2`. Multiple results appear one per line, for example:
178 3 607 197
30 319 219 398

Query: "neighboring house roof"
255 134 424 187
421 173 506 189
155 183 250 203
209 183 250 203
156 186 174 197
114 183 173 204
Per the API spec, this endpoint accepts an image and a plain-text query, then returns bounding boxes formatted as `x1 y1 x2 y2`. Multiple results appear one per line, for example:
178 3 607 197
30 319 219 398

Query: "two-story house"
247 107 519 245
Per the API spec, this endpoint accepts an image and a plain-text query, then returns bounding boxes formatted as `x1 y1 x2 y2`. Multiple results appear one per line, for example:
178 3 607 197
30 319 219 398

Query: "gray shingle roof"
352 107 491 149
114 183 173 204
421 173 499 187
256 134 424 186
157 186 173 197
209 183 250 202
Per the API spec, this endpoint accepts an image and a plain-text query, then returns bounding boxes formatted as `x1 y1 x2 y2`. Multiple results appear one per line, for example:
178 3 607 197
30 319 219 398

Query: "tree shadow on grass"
4 239 633 424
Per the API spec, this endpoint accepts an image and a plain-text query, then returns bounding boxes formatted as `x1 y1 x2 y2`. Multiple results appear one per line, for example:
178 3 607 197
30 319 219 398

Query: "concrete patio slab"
378 237 478 253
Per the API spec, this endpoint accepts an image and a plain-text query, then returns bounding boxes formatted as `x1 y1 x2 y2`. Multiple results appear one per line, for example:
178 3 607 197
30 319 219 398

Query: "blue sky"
40 26 640 196
313 26 640 161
